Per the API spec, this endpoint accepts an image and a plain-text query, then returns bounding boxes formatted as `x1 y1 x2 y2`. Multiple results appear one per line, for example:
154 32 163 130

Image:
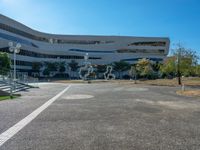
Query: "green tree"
113 61 131 79
58 62 66 73
96 65 107 78
160 44 199 84
68 60 79 78
152 61 162 72
96 65 106 73
43 68 50 77
129 65 138 83
0 52 11 75
195 65 200 77
44 62 58 72
166 44 199 84
32 62 42 73
160 57 176 78
136 58 154 79
42 62 58 78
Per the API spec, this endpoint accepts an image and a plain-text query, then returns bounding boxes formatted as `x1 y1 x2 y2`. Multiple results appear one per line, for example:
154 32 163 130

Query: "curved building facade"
0 14 170 74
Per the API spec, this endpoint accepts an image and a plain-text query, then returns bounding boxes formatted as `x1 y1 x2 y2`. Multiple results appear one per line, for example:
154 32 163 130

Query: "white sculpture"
79 64 94 80
104 66 115 80
79 53 94 80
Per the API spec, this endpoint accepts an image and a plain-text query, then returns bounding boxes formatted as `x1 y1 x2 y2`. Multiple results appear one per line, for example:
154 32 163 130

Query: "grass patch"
176 90 200 97
0 95 20 101
138 77 200 87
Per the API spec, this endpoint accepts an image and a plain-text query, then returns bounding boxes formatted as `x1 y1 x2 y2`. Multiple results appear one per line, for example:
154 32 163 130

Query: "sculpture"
79 53 94 80
104 65 115 80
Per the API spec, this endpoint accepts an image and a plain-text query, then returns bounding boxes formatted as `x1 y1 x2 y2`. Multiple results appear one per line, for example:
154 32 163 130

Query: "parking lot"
0 83 200 150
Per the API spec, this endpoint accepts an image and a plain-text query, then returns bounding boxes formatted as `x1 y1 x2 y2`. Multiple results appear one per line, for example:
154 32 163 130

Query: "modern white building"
0 14 170 75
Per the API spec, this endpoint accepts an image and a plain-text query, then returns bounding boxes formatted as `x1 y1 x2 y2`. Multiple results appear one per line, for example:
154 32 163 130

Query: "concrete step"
0 83 7 86
3 88 10 92
0 87 10 92
0 85 9 88
0 80 33 94
13 86 30 93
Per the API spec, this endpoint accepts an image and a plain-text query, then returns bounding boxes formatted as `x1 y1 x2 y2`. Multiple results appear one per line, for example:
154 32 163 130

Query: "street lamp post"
8 42 21 89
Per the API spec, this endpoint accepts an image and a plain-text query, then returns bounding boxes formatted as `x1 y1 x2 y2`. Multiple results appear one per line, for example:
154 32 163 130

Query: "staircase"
0 79 33 94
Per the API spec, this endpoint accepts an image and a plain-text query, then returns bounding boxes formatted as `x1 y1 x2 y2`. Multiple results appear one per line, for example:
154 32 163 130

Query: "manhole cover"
64 94 94 99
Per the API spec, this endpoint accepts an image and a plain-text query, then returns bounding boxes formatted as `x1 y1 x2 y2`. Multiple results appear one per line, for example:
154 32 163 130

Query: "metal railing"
0 72 38 95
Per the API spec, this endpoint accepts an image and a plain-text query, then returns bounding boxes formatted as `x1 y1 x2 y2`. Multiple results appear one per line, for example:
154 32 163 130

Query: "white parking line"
0 85 71 147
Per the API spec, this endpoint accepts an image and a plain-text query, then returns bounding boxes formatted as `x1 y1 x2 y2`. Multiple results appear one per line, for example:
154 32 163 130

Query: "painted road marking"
0 85 71 147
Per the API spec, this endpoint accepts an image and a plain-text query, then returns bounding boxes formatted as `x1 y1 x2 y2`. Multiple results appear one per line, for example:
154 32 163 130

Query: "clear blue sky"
0 0 200 55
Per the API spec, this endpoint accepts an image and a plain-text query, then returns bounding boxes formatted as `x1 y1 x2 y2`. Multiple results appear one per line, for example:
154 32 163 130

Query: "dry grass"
138 77 200 87
176 90 200 97
53 77 200 87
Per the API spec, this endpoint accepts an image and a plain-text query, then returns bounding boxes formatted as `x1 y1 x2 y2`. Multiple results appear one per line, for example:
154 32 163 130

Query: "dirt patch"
176 90 200 97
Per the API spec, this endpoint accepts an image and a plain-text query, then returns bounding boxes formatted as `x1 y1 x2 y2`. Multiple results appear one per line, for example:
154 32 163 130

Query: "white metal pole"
13 50 16 90
14 50 16 81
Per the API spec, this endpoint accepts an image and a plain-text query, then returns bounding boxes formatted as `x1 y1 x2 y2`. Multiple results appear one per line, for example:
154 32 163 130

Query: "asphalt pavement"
0 83 200 150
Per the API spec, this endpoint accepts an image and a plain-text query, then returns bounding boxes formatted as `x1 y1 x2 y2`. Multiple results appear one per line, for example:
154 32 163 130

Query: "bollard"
182 84 185 91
